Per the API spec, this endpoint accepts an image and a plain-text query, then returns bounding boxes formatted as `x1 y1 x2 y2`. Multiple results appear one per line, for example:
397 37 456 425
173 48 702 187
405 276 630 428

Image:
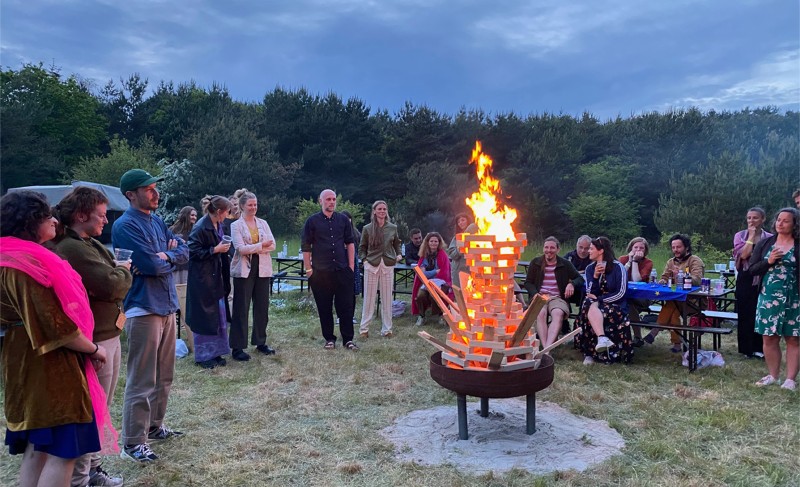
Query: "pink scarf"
0 236 119 454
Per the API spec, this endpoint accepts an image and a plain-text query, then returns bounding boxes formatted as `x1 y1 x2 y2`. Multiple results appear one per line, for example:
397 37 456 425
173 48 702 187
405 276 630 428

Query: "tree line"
2 63 798 251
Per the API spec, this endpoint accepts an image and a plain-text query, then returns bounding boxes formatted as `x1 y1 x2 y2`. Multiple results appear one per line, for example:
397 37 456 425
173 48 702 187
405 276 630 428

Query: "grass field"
2 242 797 486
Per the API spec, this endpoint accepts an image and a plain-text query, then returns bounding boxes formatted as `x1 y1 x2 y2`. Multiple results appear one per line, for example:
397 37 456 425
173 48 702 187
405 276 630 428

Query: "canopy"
7 181 129 211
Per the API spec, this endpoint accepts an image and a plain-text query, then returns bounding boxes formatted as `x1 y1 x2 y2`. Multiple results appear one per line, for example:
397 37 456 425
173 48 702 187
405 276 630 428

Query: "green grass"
2 290 797 486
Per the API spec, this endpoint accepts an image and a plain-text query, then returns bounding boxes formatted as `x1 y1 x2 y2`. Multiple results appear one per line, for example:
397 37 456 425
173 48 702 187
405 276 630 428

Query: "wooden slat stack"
420 232 546 371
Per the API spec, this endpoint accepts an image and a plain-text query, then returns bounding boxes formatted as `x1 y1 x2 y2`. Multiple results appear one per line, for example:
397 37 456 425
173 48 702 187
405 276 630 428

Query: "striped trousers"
360 260 395 335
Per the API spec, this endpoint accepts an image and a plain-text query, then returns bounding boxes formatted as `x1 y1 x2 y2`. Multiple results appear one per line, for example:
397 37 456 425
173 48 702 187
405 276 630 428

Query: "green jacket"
358 222 402 267
55 228 132 342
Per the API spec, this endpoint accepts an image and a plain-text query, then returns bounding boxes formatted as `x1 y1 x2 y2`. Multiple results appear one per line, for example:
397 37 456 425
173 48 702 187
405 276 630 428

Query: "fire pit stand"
430 352 555 440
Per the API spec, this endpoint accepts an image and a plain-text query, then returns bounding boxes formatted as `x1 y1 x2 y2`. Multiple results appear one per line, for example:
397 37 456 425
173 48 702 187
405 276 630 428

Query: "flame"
465 141 517 241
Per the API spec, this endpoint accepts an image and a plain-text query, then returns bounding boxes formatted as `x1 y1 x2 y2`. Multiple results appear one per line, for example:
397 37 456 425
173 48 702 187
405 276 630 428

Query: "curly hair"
0 190 52 242
668 233 692 255
53 186 108 227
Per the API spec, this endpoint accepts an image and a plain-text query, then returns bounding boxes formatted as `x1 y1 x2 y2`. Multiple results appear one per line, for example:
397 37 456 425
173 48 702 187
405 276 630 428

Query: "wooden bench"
271 271 309 294
701 310 738 326
634 321 733 371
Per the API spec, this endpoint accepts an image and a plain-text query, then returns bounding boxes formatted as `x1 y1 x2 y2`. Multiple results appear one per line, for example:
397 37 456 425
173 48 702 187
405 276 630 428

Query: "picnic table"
626 282 733 372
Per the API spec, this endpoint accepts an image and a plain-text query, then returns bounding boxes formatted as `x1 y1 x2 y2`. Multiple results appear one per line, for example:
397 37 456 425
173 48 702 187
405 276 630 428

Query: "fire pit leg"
480 397 489 417
526 393 536 434
457 394 469 440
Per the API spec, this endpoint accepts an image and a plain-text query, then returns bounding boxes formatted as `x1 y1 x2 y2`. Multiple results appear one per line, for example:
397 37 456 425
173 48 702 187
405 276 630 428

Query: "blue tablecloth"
625 282 700 301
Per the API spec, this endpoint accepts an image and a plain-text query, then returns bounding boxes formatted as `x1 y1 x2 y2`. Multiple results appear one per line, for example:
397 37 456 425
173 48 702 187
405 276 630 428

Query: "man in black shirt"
564 235 592 274
301 189 359 350
404 228 423 265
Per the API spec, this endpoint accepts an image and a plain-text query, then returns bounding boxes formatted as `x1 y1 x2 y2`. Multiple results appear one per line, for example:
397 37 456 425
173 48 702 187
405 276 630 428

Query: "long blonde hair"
366 200 389 250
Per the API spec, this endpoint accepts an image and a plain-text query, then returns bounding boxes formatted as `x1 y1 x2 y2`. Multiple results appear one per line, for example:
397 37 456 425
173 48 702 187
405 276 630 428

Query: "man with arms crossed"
302 189 359 351
524 237 584 349
112 169 189 463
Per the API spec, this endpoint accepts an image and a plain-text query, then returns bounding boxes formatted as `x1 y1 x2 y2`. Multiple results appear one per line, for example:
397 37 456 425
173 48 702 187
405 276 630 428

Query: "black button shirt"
301 211 354 272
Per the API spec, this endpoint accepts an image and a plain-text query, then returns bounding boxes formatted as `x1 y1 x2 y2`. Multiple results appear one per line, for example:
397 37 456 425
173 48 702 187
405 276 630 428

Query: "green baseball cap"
119 169 164 194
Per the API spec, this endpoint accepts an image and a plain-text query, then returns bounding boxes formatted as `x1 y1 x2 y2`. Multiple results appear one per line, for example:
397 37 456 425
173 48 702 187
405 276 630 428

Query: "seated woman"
574 236 633 365
0 190 116 486
411 232 452 326
618 237 654 347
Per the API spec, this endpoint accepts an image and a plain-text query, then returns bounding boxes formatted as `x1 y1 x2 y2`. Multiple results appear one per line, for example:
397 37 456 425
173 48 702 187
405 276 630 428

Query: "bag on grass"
682 349 725 368
392 300 406 318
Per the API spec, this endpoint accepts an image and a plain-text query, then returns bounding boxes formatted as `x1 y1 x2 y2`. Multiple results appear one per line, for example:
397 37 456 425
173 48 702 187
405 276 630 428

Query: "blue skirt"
5 415 100 459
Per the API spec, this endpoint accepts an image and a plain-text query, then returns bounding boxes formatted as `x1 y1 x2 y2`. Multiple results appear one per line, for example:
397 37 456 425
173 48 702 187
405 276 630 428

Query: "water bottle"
649 269 657 284
401 243 406 257
677 269 684 290
282 240 288 257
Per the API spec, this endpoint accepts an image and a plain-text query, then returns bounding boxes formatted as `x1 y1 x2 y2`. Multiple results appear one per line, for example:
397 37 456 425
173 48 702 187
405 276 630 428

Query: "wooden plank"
534 328 581 357
510 293 548 346
412 265 463 339
417 331 464 356
504 285 515 318
488 350 504 370
451 285 472 328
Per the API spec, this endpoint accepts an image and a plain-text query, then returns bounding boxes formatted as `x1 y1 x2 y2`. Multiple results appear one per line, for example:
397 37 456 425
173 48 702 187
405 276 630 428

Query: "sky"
1 0 798 120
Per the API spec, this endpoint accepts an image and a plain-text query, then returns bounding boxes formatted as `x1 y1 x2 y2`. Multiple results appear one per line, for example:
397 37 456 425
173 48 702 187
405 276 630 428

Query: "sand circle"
380 398 625 475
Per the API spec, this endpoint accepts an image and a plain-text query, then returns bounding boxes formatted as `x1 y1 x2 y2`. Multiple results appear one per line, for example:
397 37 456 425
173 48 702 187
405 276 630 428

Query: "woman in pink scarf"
0 190 118 487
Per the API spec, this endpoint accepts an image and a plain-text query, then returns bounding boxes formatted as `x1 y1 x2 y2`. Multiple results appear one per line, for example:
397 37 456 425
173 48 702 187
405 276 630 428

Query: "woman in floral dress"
749 208 800 390
575 236 633 365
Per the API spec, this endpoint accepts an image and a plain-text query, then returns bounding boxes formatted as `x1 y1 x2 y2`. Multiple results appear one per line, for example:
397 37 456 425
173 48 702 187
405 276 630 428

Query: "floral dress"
755 246 799 336
575 276 634 364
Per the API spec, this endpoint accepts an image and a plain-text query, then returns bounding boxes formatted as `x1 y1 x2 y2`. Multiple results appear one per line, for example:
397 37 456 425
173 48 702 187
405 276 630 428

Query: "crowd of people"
1 170 798 486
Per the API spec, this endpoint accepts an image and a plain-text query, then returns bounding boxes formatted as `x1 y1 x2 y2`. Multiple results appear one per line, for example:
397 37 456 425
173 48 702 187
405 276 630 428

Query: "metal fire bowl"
429 351 554 398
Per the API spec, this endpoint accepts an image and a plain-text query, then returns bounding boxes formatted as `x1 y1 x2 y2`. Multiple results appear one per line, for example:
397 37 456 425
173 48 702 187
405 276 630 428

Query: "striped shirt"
540 263 559 297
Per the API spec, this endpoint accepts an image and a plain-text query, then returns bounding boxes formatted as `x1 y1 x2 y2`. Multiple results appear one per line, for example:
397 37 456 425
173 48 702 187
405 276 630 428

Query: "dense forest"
2 63 798 252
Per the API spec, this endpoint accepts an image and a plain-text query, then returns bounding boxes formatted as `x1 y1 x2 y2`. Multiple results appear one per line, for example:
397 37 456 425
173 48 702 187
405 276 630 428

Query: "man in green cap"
112 169 189 463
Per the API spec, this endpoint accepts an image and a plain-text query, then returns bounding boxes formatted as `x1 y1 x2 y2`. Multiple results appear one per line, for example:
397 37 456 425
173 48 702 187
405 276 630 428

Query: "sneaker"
781 379 796 391
595 336 614 351
583 356 595 365
755 375 777 387
256 345 276 355
232 349 251 361
344 341 359 351
121 443 158 463
643 333 655 344
632 338 645 348
214 356 227 366
415 316 424 327
753 352 765 359
88 465 123 486
197 359 216 369
147 425 184 441
383 331 393 338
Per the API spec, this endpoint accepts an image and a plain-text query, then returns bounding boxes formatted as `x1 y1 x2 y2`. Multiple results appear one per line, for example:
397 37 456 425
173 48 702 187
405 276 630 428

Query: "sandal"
755 375 777 386
323 341 335 350
344 341 359 351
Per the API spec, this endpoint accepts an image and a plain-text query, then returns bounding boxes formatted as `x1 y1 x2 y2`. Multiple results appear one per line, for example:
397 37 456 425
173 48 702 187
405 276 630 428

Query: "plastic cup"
222 235 232 244
728 260 736 271
714 263 724 272
713 279 724 293
114 248 133 262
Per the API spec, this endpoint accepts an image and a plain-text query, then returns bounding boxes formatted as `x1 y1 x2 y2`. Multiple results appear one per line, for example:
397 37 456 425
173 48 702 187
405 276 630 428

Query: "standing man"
112 169 189 463
302 189 359 351
523 237 584 349
404 228 423 265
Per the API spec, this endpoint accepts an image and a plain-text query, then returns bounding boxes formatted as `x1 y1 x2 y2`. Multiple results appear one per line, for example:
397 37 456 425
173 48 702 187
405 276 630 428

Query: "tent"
7 181 130 244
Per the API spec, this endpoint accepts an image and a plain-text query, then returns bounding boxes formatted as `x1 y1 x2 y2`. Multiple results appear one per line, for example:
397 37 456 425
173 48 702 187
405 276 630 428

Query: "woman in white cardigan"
229 190 277 361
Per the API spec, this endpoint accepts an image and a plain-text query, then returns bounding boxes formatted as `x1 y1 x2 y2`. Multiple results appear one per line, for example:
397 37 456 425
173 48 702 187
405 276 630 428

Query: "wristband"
745 240 753 245
89 343 99 356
